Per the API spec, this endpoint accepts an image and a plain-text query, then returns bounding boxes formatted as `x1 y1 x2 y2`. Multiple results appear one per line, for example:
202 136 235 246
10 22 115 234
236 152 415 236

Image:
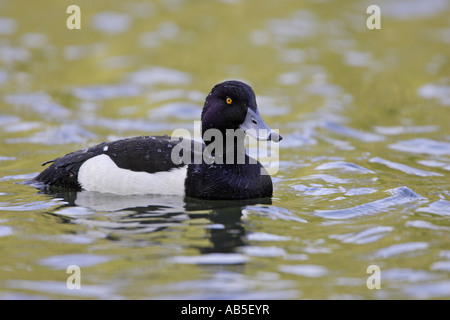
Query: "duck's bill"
240 108 283 142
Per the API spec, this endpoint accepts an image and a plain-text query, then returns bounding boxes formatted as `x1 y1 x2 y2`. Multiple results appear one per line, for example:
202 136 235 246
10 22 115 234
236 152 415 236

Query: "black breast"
185 159 273 200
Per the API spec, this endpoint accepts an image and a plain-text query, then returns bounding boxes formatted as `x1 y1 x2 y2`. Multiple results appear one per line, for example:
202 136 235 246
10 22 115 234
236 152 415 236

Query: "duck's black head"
201 80 282 142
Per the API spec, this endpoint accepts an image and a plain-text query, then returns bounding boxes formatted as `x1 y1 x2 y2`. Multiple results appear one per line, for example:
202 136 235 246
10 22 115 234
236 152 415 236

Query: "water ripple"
279 264 328 278
72 83 142 101
315 187 426 219
417 199 450 216
315 161 375 174
243 206 307 223
323 121 384 142
389 138 450 156
0 225 14 237
39 253 115 270
404 281 450 299
170 253 250 265
406 220 450 231
330 226 394 244
4 92 71 119
373 242 429 259
369 157 443 177
247 232 291 242
91 12 132 34
6 124 95 145
6 280 122 299
379 0 449 20
125 66 191 86
418 82 450 105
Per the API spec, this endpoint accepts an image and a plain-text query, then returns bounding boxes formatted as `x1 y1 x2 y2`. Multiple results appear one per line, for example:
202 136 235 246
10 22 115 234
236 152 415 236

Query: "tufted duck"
33 80 282 200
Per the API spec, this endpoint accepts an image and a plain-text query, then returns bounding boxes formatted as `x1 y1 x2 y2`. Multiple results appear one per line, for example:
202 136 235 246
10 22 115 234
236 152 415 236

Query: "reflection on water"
38 185 272 257
1 0 450 299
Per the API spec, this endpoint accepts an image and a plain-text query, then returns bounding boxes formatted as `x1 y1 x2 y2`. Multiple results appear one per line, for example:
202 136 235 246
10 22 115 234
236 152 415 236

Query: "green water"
0 0 449 299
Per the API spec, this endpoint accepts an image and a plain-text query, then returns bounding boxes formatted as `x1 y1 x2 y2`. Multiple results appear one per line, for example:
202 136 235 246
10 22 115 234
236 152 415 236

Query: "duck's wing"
33 136 203 190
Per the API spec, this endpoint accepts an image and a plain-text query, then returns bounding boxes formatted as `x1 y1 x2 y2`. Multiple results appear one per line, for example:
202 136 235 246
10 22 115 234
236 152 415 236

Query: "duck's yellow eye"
226 97 232 104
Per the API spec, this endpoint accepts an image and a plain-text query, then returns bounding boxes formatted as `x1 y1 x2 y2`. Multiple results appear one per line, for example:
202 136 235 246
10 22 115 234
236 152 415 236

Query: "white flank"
78 154 187 196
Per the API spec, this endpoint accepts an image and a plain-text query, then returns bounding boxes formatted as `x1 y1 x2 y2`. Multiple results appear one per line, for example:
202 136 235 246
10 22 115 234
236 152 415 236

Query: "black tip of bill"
268 132 282 142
